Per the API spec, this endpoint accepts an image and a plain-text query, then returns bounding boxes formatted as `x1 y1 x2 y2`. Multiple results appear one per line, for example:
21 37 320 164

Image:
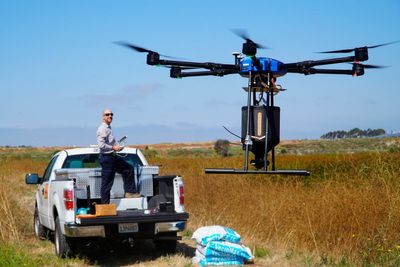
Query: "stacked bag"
192 226 254 266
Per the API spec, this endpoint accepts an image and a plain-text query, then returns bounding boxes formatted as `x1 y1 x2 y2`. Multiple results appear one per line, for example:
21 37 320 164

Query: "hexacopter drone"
117 31 397 176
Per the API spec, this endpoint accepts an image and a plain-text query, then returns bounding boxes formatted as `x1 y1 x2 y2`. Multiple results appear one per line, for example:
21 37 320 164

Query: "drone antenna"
222 126 241 139
232 52 241 66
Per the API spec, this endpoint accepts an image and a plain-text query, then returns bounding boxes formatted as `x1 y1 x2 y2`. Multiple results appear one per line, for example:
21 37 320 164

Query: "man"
96 108 140 204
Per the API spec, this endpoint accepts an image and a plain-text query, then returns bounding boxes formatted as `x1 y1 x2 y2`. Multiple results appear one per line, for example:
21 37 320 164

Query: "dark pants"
99 154 136 204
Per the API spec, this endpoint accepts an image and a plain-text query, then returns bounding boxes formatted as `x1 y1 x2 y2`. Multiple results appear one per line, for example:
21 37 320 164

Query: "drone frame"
118 37 392 176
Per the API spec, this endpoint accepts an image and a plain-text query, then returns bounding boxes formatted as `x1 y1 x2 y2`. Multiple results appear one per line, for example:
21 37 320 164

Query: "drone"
117 31 397 176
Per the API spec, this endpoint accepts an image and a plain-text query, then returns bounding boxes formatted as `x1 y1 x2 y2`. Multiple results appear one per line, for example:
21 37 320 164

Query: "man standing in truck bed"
96 108 140 203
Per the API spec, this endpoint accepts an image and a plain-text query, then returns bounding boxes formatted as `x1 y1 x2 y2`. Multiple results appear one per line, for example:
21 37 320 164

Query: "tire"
54 217 75 258
154 232 178 254
34 207 46 240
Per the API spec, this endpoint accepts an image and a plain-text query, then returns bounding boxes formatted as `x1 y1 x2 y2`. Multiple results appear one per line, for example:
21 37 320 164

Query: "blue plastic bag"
192 225 241 246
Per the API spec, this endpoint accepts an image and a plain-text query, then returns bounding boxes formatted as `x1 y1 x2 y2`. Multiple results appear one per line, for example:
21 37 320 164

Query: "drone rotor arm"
286 67 361 76
284 55 357 71
156 59 238 71
176 69 239 78
307 68 354 75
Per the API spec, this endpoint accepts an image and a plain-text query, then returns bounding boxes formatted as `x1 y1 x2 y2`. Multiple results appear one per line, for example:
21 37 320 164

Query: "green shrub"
214 139 230 157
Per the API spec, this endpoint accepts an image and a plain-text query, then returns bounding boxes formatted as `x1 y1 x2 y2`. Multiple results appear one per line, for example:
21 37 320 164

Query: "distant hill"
2 137 399 159
134 137 400 158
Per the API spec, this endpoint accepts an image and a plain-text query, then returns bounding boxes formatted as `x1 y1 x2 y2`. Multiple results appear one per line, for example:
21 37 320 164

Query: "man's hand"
112 145 124 152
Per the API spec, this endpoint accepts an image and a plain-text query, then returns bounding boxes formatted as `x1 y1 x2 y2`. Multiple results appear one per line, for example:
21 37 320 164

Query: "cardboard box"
95 203 117 216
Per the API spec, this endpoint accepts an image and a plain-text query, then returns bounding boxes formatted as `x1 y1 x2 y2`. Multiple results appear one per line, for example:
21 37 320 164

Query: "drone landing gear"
204 168 310 175
205 72 310 176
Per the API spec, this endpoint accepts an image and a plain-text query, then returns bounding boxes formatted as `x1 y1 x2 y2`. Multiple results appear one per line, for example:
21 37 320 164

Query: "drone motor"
147 51 160 65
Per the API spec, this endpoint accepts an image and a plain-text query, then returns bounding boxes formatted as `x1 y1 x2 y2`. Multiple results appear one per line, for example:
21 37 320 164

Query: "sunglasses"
104 113 114 117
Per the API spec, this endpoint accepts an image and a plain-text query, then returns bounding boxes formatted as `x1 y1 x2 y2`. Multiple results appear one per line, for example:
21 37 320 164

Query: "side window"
42 156 59 182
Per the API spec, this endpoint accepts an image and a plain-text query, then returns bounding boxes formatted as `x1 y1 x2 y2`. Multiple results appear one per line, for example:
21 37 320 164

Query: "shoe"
124 192 141 198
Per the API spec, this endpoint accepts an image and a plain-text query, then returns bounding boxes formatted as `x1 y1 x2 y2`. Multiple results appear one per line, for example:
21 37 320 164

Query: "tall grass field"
1 139 400 266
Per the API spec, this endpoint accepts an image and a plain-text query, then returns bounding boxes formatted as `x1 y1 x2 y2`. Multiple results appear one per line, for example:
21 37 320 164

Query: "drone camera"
146 51 160 65
354 47 368 62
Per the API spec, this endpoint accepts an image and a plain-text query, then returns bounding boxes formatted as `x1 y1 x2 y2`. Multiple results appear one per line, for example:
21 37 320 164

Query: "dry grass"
0 158 47 245
155 152 400 265
1 146 400 266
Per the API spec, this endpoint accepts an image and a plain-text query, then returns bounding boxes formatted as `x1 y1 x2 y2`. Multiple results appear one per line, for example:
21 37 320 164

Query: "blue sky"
1 1 399 146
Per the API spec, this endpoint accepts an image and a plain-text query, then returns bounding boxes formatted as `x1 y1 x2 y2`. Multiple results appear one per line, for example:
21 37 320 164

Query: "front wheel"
34 206 46 239
54 217 75 258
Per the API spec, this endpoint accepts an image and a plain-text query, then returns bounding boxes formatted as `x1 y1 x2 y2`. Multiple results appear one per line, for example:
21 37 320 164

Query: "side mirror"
25 173 41 184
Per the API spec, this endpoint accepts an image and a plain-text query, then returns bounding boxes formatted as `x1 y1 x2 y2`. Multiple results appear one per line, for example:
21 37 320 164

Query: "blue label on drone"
239 57 286 76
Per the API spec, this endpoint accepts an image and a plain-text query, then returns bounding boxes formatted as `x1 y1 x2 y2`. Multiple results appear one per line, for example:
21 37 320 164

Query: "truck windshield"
62 153 143 169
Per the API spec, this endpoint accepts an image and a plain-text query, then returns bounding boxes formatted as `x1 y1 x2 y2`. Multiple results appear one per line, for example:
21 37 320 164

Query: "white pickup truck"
25 146 189 257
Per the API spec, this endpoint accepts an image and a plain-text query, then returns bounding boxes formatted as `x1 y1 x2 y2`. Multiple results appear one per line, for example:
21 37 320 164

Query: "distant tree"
321 128 386 139
369 128 385 137
348 128 361 138
214 139 230 157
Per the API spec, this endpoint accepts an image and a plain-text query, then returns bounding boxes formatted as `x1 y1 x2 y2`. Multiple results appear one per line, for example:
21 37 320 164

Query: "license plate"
118 223 138 233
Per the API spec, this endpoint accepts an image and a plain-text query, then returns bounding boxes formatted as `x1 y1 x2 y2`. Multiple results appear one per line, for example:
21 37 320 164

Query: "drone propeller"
115 41 153 53
115 41 178 59
231 29 267 49
350 63 387 69
318 40 400 54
